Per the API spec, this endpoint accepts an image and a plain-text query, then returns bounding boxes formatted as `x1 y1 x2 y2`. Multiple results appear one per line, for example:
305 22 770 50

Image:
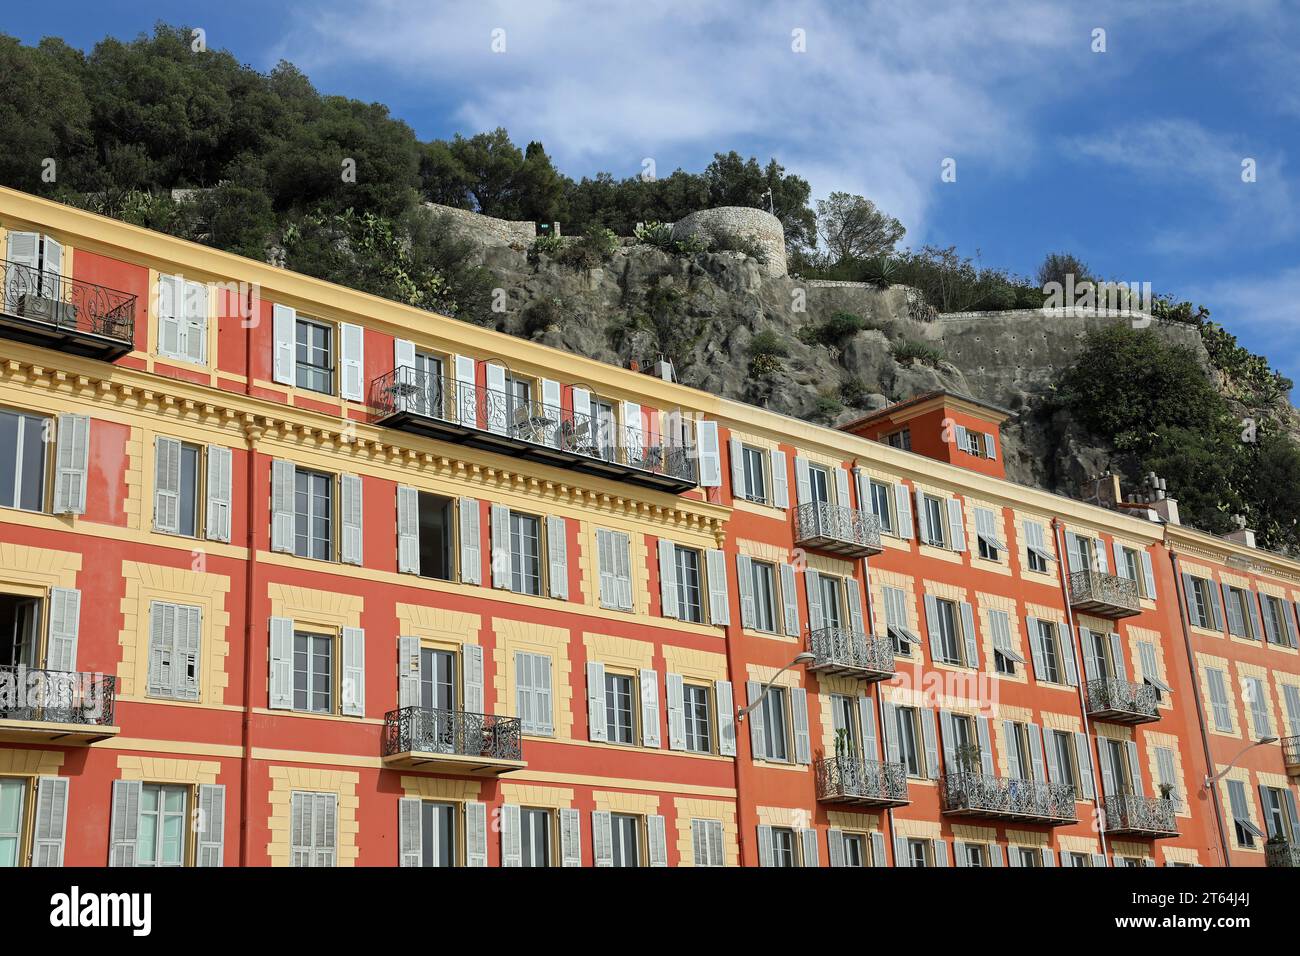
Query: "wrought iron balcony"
1266 839 1300 868
1102 794 1179 838
370 366 698 493
0 665 119 744
1 258 136 360
382 705 525 775
793 502 883 557
1085 677 1161 724
1283 735 1300 774
1067 570 1141 618
941 770 1077 825
807 627 895 681
815 755 909 807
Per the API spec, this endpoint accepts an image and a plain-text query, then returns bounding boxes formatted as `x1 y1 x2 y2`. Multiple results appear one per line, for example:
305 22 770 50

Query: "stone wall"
423 202 538 247
671 206 788 278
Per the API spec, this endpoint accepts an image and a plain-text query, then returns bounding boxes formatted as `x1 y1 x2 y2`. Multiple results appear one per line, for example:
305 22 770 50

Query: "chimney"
1224 514 1256 548
1135 472 1180 525
1081 472 1122 509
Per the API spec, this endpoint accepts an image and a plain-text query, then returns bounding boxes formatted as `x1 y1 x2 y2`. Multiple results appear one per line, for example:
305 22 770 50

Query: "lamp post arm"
737 661 798 723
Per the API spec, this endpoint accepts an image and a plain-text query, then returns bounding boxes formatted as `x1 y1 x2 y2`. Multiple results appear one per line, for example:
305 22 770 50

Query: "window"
596 528 633 611
1117 545 1142 591
1154 746 1181 810
1065 533 1098 574
295 318 333 394
760 686 789 762
509 512 542 596
907 838 929 867
1244 676 1272 739
974 507 1004 561
1187 576 1217 630
692 819 725 867
1036 619 1062 684
605 672 636 745
769 827 797 867
1205 667 1234 732
1226 779 1263 849
988 609 1023 676
842 833 867 867
896 706 922 777
1068 852 1092 867
291 791 337 867
831 693 859 756
412 351 445 418
156 275 208 365
963 843 986 866
420 647 456 713
740 445 768 503
594 400 617 461
0 593 41 669
674 547 704 624
750 560 777 633
0 408 48 513
294 469 333 560
610 813 640 867
293 631 334 714
683 683 713 753
1015 847 1042 867
419 800 458 867
4 231 62 312
807 463 832 505
1051 730 1077 790
416 492 454 580
883 428 911 451
153 438 203 537
932 598 963 665
819 576 844 630
867 479 894 534
882 586 920 656
0 778 25 867
1263 594 1297 648
1006 723 1033 781
520 808 551 867
137 784 187 867
921 494 947 547
1023 519 1054 573
1261 787 1296 842
515 651 553 736
146 601 202 701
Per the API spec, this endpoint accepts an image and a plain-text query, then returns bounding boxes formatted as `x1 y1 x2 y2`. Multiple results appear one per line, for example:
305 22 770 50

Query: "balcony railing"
0 258 136 359
1266 840 1300 868
1283 735 1300 773
370 366 698 492
815 755 909 807
1085 677 1161 724
382 705 524 774
1067 570 1141 618
941 770 1077 825
807 627 895 681
1103 794 1178 838
0 665 118 742
793 502 883 558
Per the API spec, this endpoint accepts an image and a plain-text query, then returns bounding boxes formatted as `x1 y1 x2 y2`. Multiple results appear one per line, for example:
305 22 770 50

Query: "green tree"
815 192 904 264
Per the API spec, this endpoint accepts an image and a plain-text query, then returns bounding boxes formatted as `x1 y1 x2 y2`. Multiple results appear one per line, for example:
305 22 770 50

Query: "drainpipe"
862 553 897 865
1169 552 1232 866
1051 518 1108 860
238 293 260 866
723 607 756 866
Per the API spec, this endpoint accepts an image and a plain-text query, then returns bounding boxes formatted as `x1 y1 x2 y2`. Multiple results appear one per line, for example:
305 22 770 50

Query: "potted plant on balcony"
955 742 983 775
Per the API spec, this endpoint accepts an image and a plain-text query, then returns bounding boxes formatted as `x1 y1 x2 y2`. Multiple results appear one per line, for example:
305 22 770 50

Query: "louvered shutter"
614 531 633 610
268 617 294 710
1026 616 1045 680
977 717 994 776
490 504 511 588
560 808 582 866
939 710 956 770
847 579 865 634
1106 632 1127 681
1060 627 1079 686
462 643 484 715
1207 582 1225 630
108 780 142 867
541 379 561 445
5 231 40 311
921 708 940 779
954 424 968 451
148 602 174 697
757 826 774 867
270 459 295 553
46 587 81 673
1113 541 1128 580
53 414 89 515
658 540 678 619
501 804 522 867
893 836 909 868
1044 728 1060 783
780 563 800 636
459 498 481 584
960 601 978 668
932 839 949 866
894 484 913 538
924 594 942 661
197 784 225 866
1096 742 1116 797
272 304 296 384
1028 724 1046 782
153 436 182 533
859 696 878 759
806 570 825 631
915 488 930 543
947 498 966 551
340 473 363 566
1124 740 1144 796
621 401 643 461
465 801 487 867
597 529 616 608
1075 732 1095 799
398 797 421 866
176 604 201 701
1258 593 1278 644
586 661 607 742
870 832 887 867
792 687 811 764
706 548 730 625
1156 747 1178 805
547 515 568 599
183 280 208 364
800 828 820 867
828 828 845 868
746 681 767 760
640 668 661 747
666 673 686 751
205 445 232 543
534 654 554 735
770 450 789 508
794 456 811 505
647 815 668 866
736 555 755 629
834 467 850 507
1206 668 1232 731
398 635 421 708
983 433 996 459
1138 550 1156 599
485 364 508 434
593 811 614 867
880 701 901 764
454 355 477 426
32 776 69 867
396 486 420 573
716 681 736 756
341 627 365 716
696 421 721 487
157 274 183 359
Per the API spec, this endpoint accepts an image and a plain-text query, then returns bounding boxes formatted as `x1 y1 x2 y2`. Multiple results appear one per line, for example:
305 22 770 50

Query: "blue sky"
7 0 1300 387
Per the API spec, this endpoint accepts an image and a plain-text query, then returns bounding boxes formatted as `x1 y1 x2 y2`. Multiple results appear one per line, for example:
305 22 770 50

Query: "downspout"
1051 519 1108 860
1169 552 1232 866
238 293 260 866
862 552 897 866
723 599 755 866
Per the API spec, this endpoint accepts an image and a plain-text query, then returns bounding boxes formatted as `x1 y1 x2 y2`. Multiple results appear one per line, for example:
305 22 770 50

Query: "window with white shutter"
596 528 634 611
157 275 209 365
515 651 554 736
146 601 202 701
290 791 338 867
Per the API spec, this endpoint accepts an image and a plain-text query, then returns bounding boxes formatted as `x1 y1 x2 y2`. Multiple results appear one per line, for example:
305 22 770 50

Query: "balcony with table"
0 258 136 360
382 706 525 775
370 366 697 493
1068 570 1141 619
0 665 119 744
793 502 883 558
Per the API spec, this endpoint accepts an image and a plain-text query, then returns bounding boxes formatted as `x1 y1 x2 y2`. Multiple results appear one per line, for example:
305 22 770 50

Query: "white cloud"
1185 267 1300 383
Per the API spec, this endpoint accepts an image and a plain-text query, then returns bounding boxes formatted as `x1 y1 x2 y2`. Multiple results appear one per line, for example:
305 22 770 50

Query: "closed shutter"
1259 593 1278 644
716 681 736 756
176 604 202 701
827 829 845 868
658 539 678 619
108 780 142 867
990 844 1006 867
705 548 730 625
666 673 686 751
1060 628 1078 687
53 414 89 515
586 661 607 742
736 555 756 629
183 280 208 364
597 529 616 608
153 436 182 533
770 449 789 508
522 652 554 735
1028 724 1046 782
640 668 661 748
834 467 851 508
31 777 69 867
893 836 909 868
454 355 476 426
800 828 820 867
46 587 81 673
270 459 295 553
780 563 800 636
396 486 420 573
341 627 365 717
547 515 568 599
1125 740 1144 796
947 498 966 551
314 794 335 866
1026 616 1045 680
794 456 811 505
459 498 481 584
1097 742 1116 797
880 701 900 764
514 652 534 733
847 579 865 634
205 445 232 543
792 687 811 764
696 421 721 487
977 717 994 776
157 274 183 358
894 483 913 538
859 696 878 759
932 839 949 867
559 808 582 866
1206 668 1232 731
914 489 930 543
465 801 488 867
4 231 38 311
197 784 225 866
613 531 633 611
268 617 294 710
960 601 978 668
622 401 643 460
870 831 887 867
757 826 774 867
647 815 668 866
593 811 614 867
924 594 941 661
501 804 522 867
983 432 996 459
1140 550 1157 599
806 570 825 631
340 473 363 566
485 365 508 434
541 379 561 442
1075 732 1095 799
1284 685 1300 737
746 681 767 760
393 338 416 399
272 304 296 384
921 708 940 779
398 797 421 867
398 635 421 708
1041 847 1055 867
463 644 483 715
490 504 511 588
1155 747 1178 806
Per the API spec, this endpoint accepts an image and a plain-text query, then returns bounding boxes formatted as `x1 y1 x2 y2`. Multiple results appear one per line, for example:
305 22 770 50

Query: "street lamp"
736 652 815 722
1203 736 1279 790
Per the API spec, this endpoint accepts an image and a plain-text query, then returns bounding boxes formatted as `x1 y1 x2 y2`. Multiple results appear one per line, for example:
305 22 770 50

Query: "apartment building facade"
0 186 1294 868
